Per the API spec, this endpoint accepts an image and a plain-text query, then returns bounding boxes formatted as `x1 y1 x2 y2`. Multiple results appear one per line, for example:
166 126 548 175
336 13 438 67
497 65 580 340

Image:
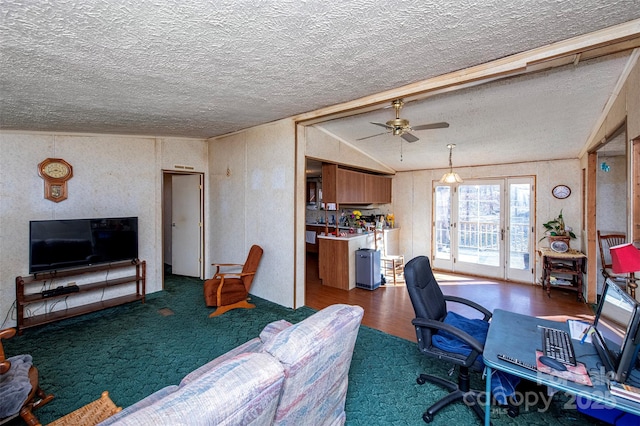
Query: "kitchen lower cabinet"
318 233 375 290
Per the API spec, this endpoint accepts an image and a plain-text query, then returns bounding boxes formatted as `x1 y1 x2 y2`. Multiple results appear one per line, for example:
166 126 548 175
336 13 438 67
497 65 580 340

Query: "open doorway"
595 124 628 294
162 171 205 281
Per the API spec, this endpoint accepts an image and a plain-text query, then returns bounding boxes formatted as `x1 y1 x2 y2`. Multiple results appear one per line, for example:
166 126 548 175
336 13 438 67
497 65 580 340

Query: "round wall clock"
38 158 73 202
552 184 571 199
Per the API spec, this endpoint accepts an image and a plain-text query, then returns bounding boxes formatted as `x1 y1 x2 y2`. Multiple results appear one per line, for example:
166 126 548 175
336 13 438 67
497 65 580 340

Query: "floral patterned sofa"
98 304 364 425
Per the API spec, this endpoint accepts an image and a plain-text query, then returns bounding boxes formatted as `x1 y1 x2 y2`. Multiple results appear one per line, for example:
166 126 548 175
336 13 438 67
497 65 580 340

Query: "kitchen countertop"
307 223 398 241
306 223 398 231
306 223 347 228
316 232 371 241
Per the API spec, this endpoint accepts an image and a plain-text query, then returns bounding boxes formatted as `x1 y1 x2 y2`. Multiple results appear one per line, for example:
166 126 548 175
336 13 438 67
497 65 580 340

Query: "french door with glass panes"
432 177 534 283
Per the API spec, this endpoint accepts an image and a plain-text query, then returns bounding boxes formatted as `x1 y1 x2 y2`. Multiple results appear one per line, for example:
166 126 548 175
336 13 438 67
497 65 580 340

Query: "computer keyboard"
540 326 577 366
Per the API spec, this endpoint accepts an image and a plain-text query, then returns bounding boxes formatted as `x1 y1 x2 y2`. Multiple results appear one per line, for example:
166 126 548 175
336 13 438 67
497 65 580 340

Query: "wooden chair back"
597 231 626 272
241 245 263 291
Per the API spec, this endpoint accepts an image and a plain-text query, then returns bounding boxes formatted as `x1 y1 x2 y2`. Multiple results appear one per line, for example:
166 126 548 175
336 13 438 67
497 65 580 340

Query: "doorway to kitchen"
432 177 534 283
162 171 204 281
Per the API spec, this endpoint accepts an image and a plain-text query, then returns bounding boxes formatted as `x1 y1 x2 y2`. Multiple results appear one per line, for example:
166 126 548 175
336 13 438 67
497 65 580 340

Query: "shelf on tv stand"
16 260 145 334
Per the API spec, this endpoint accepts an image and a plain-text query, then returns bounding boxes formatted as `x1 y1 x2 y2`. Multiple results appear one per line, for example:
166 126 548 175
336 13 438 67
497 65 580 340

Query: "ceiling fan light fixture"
440 143 463 184
358 99 449 142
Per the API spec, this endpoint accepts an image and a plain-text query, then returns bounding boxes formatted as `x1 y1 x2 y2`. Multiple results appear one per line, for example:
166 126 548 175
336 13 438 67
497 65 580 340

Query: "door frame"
162 170 205 282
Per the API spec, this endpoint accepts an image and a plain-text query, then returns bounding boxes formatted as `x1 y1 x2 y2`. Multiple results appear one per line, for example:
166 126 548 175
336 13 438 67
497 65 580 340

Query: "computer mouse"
539 355 567 371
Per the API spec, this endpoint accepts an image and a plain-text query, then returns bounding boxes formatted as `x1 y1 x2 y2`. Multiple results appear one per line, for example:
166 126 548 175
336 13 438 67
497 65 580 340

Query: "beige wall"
0 132 208 327
208 119 299 308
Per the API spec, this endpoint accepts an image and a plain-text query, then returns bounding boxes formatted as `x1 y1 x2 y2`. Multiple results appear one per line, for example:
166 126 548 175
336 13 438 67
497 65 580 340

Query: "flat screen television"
29 217 138 274
592 279 640 383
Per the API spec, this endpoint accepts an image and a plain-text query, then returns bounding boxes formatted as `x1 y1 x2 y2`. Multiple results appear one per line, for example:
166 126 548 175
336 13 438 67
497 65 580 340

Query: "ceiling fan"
357 99 449 142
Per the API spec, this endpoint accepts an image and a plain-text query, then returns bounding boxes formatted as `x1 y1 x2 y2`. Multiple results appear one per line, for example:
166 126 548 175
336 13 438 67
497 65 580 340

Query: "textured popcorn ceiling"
1 1 639 169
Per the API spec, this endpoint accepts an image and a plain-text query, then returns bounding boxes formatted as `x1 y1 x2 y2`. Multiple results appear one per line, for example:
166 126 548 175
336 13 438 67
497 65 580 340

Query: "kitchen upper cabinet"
322 163 338 203
337 168 366 203
321 162 391 204
365 174 392 203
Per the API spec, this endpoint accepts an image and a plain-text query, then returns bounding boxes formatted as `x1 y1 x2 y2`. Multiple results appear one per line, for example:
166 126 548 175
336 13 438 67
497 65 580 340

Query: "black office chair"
405 255 493 424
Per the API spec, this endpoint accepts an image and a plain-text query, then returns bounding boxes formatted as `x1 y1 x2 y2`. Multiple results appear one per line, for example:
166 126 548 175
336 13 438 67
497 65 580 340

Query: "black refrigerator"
355 248 381 290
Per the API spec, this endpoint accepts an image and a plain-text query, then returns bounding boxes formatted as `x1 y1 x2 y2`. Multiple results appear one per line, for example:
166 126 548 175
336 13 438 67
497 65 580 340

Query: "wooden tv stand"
16 260 145 334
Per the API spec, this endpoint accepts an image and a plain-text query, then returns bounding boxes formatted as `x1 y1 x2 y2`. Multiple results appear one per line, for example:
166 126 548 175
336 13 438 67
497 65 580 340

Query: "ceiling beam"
580 48 640 158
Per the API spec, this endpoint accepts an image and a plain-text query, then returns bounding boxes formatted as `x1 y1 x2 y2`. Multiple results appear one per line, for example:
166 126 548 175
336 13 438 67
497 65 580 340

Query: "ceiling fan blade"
411 122 450 131
370 122 392 129
356 132 388 141
401 132 419 143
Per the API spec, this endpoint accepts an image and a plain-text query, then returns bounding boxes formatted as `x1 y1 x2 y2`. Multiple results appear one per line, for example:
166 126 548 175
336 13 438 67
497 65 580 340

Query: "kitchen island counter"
318 232 375 290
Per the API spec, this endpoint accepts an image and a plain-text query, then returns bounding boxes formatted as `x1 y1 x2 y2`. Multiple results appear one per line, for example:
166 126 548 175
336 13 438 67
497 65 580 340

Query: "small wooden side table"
538 248 586 302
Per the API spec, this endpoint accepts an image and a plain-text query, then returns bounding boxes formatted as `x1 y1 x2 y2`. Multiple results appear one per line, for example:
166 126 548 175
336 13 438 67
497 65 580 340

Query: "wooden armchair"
597 231 635 296
0 328 53 426
204 245 264 317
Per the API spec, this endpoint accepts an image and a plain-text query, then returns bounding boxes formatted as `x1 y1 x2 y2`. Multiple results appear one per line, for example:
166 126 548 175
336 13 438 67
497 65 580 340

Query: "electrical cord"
1 300 17 329
100 269 111 301
48 296 69 313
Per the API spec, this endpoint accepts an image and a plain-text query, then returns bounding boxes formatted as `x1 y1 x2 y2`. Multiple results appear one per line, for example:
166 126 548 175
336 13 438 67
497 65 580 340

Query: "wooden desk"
538 248 586 302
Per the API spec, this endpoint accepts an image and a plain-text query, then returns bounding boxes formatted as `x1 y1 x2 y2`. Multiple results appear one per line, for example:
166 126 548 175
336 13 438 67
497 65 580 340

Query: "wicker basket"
48 391 121 426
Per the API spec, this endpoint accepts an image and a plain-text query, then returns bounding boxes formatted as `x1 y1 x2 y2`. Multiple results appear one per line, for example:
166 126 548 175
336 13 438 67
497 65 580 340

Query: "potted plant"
347 210 366 233
539 209 576 247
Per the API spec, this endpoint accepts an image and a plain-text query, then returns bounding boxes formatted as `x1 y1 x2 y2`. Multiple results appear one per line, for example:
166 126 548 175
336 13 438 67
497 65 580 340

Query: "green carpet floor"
4 274 605 425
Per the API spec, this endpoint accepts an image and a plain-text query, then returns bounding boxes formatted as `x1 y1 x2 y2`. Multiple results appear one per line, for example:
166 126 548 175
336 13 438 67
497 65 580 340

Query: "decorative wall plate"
552 184 571 199
550 240 569 253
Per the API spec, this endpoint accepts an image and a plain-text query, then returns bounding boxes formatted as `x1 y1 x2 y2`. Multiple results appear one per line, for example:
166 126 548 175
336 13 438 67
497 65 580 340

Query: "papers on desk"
536 351 593 386
567 320 592 343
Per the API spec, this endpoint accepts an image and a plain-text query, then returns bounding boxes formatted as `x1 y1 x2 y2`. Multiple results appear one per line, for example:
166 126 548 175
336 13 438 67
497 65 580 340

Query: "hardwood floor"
304 253 595 342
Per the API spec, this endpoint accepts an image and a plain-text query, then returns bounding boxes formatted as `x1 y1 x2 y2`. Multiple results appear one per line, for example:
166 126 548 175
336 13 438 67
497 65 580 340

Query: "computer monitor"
592 279 640 383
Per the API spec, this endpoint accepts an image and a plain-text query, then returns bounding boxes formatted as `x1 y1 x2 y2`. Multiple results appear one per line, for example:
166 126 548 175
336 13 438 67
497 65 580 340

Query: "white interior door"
171 174 203 277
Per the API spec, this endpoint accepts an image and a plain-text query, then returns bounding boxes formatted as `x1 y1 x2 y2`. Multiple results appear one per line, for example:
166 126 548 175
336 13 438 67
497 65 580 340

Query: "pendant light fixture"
440 143 463 183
